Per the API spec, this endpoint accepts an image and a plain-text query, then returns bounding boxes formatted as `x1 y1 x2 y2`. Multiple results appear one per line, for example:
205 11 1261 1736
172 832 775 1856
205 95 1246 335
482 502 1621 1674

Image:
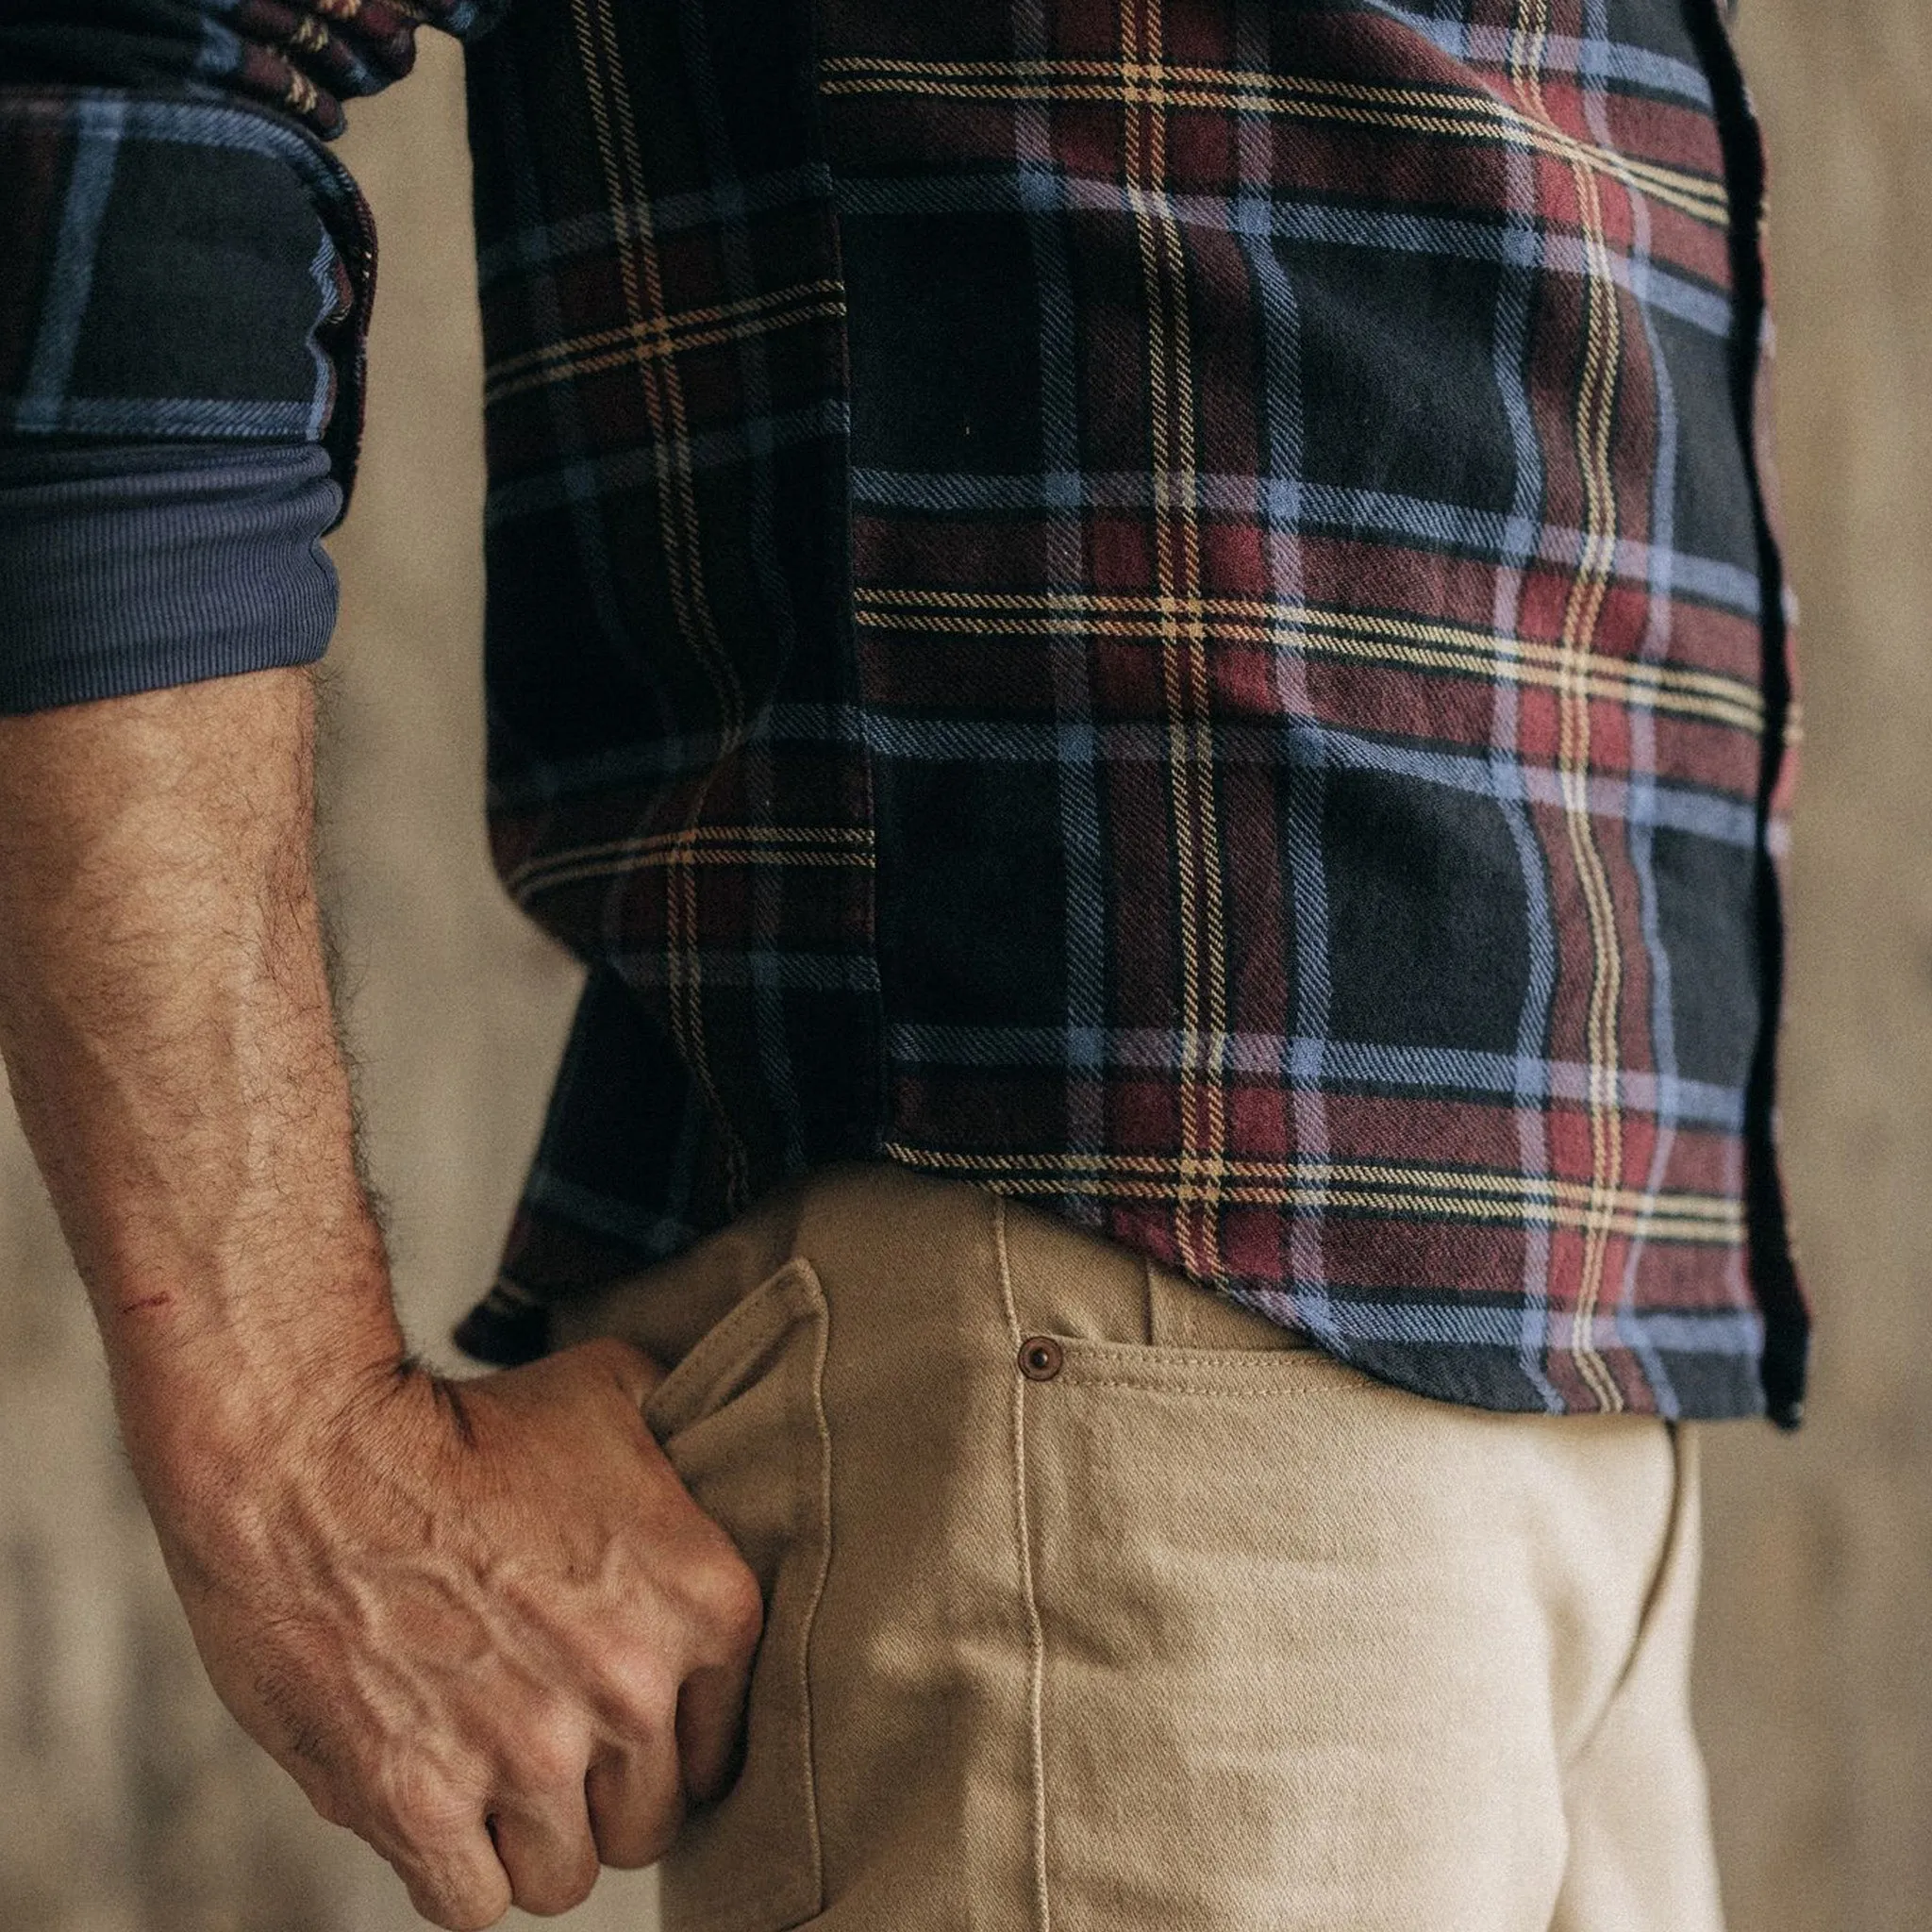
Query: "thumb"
574 1334 667 1409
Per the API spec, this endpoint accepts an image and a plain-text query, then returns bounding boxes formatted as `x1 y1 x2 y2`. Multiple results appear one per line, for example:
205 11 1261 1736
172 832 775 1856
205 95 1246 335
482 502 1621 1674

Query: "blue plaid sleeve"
0 2 501 708
0 0 508 487
0 92 372 491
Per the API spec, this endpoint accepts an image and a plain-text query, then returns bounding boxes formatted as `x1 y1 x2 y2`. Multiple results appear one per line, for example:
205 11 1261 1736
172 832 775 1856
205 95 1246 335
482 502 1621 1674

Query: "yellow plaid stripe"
507 824 876 900
854 586 1766 734
883 1143 1745 1243
1121 0 1234 1282
484 278 847 406
1520 0 1627 1411
817 55 1730 226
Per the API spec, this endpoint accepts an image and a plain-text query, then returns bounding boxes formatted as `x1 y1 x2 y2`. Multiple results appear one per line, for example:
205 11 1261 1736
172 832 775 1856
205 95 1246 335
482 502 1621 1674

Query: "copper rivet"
1019 1336 1064 1382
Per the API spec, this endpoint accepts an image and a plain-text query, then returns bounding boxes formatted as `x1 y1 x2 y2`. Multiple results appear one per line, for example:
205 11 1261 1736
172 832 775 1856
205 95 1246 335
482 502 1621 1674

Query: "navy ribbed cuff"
0 441 341 713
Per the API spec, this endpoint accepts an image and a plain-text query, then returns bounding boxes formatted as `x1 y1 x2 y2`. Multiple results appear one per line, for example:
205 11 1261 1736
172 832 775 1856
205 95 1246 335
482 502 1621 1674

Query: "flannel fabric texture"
0 0 1807 1422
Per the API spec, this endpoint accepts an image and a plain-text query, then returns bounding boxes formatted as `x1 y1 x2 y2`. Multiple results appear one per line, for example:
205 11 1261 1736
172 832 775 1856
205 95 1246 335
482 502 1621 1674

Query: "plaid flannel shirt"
0 0 1807 1423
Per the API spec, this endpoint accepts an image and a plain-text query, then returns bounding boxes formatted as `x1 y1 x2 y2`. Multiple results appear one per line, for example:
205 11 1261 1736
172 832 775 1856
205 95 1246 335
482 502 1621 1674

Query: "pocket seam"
795 1266 834 1923
1047 1337 1365 1401
643 1256 822 1442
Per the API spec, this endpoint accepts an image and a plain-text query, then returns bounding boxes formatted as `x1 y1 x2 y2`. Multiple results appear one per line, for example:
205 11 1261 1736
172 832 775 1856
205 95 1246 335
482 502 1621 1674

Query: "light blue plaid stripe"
489 705 1769 852
483 398 848 529
3 397 321 439
834 175 1735 340
847 467 1766 614
1238 1292 1762 1359
1365 5 1715 105
15 98 125 436
476 161 833 291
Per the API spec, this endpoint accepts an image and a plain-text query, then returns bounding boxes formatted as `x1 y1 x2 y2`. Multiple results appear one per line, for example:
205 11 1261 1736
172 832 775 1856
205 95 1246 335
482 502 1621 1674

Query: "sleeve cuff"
0 440 341 714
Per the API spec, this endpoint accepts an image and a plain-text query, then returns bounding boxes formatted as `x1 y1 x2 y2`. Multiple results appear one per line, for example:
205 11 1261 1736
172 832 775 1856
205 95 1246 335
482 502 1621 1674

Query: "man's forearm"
0 665 759 1930
0 665 402 1471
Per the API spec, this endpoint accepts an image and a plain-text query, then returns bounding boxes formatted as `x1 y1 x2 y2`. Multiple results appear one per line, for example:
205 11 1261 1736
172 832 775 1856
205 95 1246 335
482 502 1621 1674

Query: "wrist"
106 1247 410 1503
126 1346 446 1607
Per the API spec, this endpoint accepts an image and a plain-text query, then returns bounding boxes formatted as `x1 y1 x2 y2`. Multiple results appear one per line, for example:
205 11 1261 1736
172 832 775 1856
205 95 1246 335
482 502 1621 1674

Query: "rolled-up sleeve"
0 0 503 709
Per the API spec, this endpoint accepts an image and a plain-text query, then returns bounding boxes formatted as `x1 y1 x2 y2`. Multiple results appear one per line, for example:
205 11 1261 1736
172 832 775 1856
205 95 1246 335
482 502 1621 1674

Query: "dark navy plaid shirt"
0 0 1807 1423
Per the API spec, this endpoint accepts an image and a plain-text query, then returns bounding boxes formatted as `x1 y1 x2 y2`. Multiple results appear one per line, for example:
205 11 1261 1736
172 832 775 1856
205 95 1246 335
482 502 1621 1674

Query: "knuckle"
515 1712 591 1794
373 1760 473 1848
602 1652 680 1742
690 1546 763 1657
600 1832 669 1874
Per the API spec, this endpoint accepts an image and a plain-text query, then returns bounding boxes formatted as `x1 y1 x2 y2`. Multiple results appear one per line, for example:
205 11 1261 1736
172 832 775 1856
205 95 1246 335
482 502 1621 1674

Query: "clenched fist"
143 1338 761 1928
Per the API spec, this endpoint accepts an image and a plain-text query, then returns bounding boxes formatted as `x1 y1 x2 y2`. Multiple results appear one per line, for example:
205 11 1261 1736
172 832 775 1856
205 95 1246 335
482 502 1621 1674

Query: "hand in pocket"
147 1338 761 1928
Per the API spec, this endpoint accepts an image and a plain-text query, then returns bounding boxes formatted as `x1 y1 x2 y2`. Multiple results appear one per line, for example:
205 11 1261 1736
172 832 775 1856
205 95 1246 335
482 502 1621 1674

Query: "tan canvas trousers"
554 1163 1725 1932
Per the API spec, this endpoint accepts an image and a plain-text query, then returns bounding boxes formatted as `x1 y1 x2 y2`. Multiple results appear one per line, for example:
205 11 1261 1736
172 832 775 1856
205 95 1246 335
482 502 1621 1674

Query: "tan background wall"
0 5 1925 1925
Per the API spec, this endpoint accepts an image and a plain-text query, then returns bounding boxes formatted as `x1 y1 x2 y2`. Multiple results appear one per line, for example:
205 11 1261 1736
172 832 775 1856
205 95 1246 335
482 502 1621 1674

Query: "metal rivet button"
1018 1336 1064 1381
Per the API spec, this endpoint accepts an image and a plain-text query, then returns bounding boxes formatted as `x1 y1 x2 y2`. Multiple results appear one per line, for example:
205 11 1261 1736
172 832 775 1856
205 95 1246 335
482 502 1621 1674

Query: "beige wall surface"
0 6 1925 1927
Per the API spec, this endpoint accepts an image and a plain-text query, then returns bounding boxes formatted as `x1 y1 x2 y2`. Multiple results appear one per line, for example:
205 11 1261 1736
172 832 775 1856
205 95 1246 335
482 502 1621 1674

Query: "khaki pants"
557 1164 1725 1932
